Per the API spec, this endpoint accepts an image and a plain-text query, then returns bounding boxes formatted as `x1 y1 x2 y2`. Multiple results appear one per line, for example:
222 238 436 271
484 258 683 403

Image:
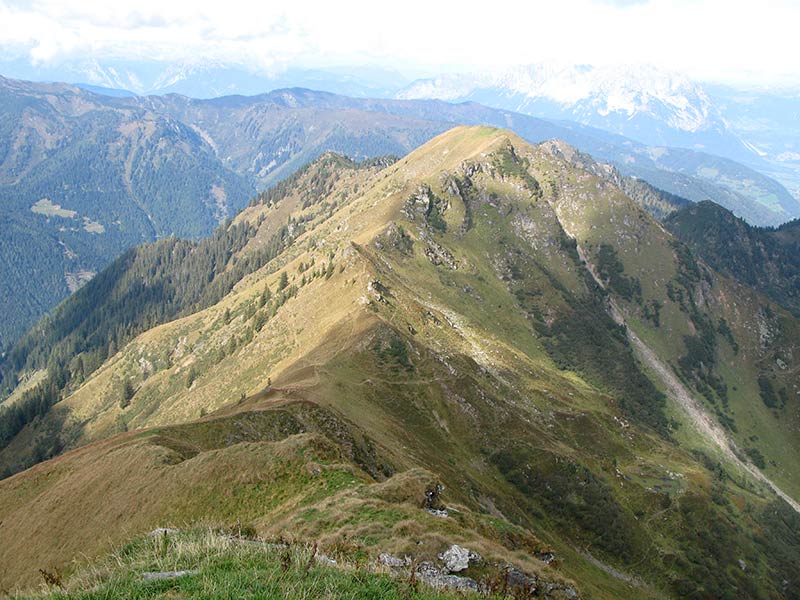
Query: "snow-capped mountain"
57 58 273 97
398 63 755 162
401 64 711 129
0 57 408 99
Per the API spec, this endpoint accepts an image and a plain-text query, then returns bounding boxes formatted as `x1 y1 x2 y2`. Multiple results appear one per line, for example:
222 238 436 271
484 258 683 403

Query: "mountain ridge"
2 75 796 351
2 127 799 598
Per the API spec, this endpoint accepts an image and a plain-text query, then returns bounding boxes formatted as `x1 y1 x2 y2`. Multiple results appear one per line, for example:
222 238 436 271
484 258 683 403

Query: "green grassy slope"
1 127 799 599
21 530 474 600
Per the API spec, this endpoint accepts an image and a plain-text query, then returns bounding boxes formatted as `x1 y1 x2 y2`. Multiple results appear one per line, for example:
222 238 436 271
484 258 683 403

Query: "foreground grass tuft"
23 529 482 600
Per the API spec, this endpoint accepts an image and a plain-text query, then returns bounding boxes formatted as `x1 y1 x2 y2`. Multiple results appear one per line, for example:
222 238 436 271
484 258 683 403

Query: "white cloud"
0 0 798 85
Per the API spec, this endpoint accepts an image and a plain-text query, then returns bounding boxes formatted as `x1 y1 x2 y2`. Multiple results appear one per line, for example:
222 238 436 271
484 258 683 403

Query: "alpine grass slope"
1 127 799 599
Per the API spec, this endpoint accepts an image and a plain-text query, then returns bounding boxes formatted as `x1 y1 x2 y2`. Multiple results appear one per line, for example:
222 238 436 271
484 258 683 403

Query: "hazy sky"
1 0 798 86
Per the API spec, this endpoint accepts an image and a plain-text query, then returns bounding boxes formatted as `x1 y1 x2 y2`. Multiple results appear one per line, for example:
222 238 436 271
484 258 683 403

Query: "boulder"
439 544 481 572
379 553 407 568
416 561 478 592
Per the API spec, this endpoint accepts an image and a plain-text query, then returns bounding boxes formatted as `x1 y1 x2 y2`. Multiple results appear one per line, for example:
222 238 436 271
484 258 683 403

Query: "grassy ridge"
2 127 800 599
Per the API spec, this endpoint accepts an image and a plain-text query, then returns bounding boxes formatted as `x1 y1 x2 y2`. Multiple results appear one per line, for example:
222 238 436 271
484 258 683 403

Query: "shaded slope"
577 239 800 513
665 201 800 316
0 76 254 346
539 138 800 501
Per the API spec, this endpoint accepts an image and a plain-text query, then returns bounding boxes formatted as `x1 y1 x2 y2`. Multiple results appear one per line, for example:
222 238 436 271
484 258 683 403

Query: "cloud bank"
0 0 797 86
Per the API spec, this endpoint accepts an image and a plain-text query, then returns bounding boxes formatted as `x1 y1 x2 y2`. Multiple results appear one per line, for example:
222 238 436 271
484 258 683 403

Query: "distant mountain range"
400 64 734 152
5 57 799 197
0 57 409 99
397 64 800 197
1 73 798 353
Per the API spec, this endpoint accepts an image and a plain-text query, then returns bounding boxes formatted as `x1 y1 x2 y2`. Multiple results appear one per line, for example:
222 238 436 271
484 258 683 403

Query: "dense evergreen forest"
0 217 297 474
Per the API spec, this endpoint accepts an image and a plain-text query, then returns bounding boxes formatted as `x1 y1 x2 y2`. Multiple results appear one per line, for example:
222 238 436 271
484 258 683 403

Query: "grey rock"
543 582 580 599
416 563 478 592
416 561 440 577
421 573 479 592
148 527 179 536
142 570 198 582
564 587 579 599
537 551 556 565
505 566 537 588
379 553 407 568
439 544 481 572
315 554 337 567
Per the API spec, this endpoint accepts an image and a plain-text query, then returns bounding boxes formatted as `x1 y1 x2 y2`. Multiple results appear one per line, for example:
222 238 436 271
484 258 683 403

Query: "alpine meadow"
1 2 800 599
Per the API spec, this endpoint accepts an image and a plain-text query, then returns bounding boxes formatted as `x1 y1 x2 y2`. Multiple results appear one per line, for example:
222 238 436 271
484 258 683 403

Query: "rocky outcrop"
439 544 481 572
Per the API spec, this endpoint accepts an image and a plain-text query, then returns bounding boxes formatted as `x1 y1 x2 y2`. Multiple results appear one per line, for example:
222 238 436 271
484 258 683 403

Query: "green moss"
757 375 781 409
490 446 646 562
371 328 414 373
745 447 767 469
669 493 770 600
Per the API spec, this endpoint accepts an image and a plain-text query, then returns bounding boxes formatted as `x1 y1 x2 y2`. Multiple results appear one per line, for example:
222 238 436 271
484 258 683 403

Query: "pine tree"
259 285 272 307
277 271 289 291
119 380 135 409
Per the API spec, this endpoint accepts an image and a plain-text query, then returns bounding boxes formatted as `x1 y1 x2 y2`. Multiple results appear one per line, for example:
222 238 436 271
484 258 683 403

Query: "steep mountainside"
1 128 799 599
149 89 799 227
665 201 800 316
1 76 795 351
0 76 255 347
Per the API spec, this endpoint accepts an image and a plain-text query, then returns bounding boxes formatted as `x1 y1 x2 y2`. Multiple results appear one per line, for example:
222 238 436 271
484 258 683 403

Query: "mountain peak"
2 118 800 599
400 125 526 166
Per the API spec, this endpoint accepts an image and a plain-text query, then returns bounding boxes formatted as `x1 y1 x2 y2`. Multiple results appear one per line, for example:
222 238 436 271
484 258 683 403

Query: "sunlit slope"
2 127 799 599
